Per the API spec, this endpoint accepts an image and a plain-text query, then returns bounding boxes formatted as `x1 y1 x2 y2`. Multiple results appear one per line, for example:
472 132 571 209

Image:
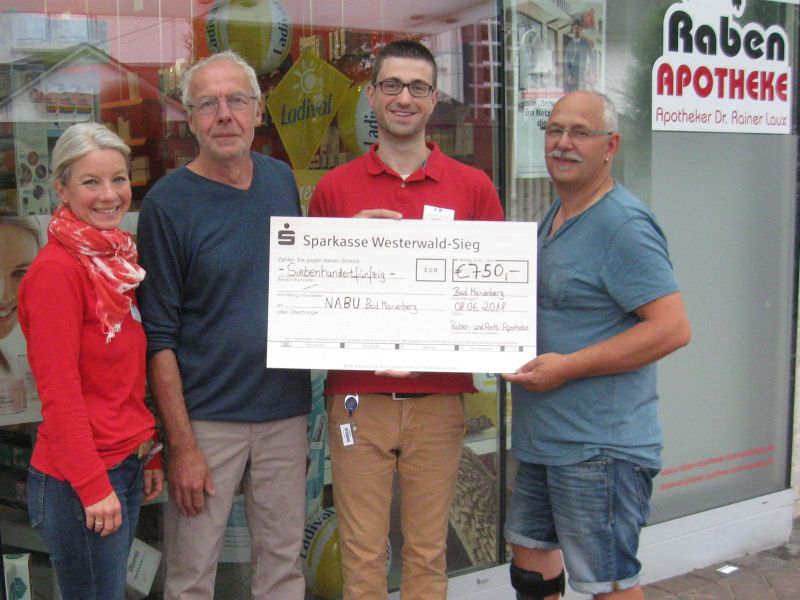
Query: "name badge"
340 423 355 447
130 304 142 323
422 205 455 221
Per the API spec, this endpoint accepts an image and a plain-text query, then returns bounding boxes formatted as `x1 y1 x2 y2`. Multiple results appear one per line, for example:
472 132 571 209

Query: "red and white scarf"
48 206 145 342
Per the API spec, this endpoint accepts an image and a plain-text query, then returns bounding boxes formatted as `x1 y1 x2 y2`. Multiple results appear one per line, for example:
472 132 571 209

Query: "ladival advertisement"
652 0 793 134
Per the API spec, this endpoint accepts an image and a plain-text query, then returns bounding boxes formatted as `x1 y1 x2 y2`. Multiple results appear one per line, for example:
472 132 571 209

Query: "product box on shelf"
125 538 161 599
3 553 32 600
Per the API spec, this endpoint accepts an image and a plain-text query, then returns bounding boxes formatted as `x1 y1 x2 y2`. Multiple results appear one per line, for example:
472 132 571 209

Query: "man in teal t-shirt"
503 91 691 600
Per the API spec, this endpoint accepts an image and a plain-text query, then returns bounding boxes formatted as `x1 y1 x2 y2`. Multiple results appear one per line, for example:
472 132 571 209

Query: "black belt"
377 393 432 400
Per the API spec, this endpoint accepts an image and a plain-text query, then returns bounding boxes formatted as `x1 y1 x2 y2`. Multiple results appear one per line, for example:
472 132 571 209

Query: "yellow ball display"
199 0 292 75
302 508 392 599
338 81 377 156
302 508 343 599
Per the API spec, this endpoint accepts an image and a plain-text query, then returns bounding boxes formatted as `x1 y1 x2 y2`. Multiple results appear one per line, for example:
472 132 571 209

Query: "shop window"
0 1 505 598
504 0 797 530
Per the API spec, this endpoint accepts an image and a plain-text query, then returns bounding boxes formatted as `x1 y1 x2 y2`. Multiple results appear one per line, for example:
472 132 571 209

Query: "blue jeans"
504 456 657 595
27 454 145 600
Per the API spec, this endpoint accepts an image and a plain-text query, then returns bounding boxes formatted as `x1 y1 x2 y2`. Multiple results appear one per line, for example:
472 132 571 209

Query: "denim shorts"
504 455 657 595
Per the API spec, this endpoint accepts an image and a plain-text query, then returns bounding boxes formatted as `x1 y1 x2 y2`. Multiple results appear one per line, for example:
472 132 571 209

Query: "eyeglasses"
188 94 258 115
544 126 613 142
374 79 435 98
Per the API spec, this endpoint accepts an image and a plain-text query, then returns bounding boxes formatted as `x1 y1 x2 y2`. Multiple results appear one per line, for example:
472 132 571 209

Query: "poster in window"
513 1 606 178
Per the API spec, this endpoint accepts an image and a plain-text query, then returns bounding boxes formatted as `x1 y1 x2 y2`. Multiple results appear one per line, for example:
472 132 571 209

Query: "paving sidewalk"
642 518 800 599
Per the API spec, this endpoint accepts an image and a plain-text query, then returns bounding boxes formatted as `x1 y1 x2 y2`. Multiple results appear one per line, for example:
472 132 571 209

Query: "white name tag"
422 205 455 221
340 423 355 446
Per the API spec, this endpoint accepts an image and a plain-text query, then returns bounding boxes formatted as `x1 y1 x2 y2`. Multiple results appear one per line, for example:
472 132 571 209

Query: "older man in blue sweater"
137 50 310 600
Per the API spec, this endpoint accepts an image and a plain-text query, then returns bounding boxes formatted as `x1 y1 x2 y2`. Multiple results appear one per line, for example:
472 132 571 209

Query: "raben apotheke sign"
652 0 793 134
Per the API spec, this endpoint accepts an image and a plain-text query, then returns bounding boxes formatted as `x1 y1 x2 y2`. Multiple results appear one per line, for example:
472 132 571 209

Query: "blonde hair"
52 122 131 186
0 217 41 249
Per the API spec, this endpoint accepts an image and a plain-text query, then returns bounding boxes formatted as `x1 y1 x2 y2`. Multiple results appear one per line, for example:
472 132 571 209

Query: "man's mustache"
547 150 583 162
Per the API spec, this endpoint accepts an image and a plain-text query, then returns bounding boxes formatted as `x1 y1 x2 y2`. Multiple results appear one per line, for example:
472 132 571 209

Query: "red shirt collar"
365 141 443 182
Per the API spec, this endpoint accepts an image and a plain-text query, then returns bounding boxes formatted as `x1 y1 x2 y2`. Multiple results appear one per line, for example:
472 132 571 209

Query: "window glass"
0 1 504 597
504 0 797 527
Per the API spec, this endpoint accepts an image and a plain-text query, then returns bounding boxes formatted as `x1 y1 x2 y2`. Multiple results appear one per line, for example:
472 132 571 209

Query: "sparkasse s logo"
277 222 296 245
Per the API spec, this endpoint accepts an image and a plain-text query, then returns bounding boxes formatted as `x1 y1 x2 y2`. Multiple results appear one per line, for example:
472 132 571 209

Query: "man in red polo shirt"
309 40 503 600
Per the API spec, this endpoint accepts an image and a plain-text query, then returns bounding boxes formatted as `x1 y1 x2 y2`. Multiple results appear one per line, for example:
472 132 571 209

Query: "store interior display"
449 447 498 567
0 2 505 597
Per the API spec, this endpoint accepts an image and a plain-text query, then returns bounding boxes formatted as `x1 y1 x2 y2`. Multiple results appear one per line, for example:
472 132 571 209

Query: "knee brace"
510 563 565 600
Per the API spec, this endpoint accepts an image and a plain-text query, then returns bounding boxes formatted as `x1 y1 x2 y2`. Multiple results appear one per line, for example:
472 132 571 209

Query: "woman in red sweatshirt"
18 122 163 600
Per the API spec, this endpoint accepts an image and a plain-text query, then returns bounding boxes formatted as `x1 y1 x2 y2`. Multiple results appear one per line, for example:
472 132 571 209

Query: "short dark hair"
371 40 438 88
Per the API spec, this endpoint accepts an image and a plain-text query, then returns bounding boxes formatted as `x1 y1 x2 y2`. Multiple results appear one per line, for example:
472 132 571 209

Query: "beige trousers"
328 393 465 600
163 417 307 600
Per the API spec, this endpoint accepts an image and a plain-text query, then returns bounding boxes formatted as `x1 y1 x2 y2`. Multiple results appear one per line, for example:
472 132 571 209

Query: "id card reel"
340 394 359 446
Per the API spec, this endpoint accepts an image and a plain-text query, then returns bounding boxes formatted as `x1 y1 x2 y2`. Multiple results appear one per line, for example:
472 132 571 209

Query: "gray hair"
595 91 618 131
52 122 130 186
181 51 261 115
552 90 619 131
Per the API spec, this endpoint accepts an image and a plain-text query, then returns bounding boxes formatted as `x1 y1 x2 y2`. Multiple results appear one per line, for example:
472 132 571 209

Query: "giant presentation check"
266 217 537 373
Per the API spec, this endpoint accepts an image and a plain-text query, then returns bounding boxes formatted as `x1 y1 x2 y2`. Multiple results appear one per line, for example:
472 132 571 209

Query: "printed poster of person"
564 12 596 91
0 215 47 425
512 1 606 178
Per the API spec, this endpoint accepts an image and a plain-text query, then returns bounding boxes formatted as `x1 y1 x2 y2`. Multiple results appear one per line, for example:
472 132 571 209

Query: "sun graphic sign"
267 52 352 169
